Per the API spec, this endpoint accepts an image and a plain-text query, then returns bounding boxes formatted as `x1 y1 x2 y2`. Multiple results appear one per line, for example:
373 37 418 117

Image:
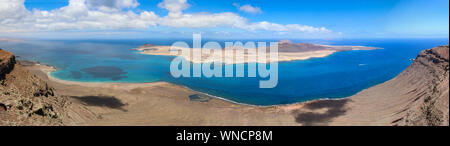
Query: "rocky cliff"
0 49 95 126
325 45 449 126
401 45 449 125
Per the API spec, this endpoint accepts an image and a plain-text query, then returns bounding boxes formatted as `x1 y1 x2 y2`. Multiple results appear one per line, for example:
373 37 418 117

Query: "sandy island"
133 40 380 64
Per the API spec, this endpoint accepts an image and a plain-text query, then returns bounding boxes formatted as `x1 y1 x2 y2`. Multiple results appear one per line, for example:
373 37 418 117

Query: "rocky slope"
401 45 449 125
0 49 96 126
324 45 449 126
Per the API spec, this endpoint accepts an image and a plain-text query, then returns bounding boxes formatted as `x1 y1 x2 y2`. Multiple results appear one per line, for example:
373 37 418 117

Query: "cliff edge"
0 49 96 126
322 45 449 126
401 45 449 125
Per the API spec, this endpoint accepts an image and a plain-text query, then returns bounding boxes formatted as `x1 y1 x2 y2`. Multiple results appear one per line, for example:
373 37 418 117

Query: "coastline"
19 45 449 126
36 60 387 126
29 60 375 121
33 62 355 108
23 62 305 125
33 62 310 108
11 41 383 108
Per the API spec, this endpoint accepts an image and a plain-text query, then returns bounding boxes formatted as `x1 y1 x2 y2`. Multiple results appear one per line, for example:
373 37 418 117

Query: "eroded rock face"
0 49 96 125
403 45 449 126
0 49 64 125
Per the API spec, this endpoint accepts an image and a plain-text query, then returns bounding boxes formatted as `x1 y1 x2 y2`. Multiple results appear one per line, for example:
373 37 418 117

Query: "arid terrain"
0 50 96 125
0 45 448 126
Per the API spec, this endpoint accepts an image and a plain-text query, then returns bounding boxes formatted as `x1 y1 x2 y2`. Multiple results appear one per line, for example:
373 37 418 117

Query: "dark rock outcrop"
0 49 63 125
0 49 96 126
0 49 15 80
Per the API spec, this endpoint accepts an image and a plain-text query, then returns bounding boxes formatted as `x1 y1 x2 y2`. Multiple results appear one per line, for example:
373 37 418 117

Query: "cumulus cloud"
158 0 190 17
233 3 262 14
160 12 247 28
0 0 331 34
0 0 29 21
86 0 140 12
0 0 157 31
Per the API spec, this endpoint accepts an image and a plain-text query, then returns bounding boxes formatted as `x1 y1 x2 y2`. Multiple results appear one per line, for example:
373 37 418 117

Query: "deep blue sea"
1 38 448 105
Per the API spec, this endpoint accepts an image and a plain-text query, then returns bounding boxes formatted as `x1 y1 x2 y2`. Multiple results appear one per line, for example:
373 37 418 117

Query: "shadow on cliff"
70 95 128 112
292 99 349 126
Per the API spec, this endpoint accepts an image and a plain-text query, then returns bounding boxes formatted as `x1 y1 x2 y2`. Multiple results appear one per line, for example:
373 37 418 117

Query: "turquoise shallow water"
1 38 448 105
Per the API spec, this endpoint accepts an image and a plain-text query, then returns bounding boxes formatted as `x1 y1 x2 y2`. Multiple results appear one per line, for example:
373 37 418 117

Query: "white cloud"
0 0 331 34
244 21 287 31
86 0 140 12
0 0 157 31
233 3 262 14
160 12 247 28
0 0 29 21
156 0 330 33
158 0 189 17
286 24 331 33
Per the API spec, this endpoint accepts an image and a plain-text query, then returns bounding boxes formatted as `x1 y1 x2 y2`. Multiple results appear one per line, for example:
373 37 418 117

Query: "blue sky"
1 0 448 39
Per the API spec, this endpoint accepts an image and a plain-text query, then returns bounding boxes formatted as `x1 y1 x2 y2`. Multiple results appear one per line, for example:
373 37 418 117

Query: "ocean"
1 38 448 105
